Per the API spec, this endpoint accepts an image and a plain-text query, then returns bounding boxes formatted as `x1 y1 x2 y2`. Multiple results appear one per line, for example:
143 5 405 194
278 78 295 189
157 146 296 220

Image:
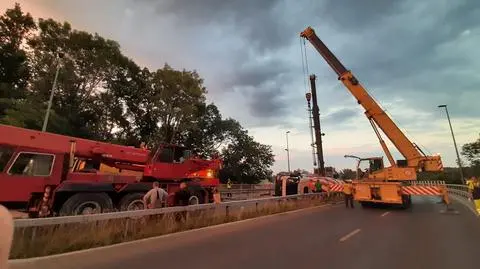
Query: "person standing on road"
472 177 480 214
143 181 169 209
315 180 322 193
174 182 191 206
212 187 221 204
343 181 354 208
226 178 233 198
324 183 332 202
467 177 475 201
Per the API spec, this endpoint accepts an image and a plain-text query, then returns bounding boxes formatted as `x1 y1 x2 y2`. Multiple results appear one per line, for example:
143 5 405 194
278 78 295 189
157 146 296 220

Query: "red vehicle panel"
0 124 222 217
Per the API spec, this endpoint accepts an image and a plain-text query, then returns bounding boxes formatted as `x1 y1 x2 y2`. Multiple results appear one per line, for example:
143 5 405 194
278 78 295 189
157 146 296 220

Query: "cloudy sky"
2 0 479 173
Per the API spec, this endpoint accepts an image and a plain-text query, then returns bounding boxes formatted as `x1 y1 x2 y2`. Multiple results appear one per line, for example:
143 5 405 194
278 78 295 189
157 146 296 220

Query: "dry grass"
11 194 342 259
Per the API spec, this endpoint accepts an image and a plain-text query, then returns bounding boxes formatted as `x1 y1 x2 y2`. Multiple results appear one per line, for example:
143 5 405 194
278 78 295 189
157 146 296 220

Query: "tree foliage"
338 168 356 179
220 132 275 184
0 3 275 183
462 134 480 168
0 3 36 115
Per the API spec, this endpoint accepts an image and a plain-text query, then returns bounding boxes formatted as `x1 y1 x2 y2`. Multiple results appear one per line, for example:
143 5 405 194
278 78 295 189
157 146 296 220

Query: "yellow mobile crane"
300 27 447 208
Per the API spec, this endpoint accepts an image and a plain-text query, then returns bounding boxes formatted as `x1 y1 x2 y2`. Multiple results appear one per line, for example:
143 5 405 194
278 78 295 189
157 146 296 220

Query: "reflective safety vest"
473 181 480 200
343 184 353 195
315 181 322 192
467 180 474 192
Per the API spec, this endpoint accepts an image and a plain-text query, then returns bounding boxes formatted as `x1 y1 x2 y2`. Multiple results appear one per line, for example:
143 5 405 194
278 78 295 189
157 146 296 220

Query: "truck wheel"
400 195 412 209
119 193 146 211
189 195 199 205
360 201 371 208
189 191 206 205
59 193 113 216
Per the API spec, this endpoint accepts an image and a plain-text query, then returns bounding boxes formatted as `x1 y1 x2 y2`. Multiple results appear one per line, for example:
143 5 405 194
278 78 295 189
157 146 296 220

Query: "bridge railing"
10 192 344 259
13 192 330 228
218 184 274 201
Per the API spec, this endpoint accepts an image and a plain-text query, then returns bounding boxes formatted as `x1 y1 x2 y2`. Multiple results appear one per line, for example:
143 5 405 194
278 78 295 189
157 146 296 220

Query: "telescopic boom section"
300 27 443 171
0 124 149 165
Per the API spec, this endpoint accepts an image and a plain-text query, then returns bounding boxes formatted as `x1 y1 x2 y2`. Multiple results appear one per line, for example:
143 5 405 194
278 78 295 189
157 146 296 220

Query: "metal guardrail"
444 184 478 217
13 183 478 227
220 188 274 201
13 192 329 228
412 180 446 185
217 184 273 190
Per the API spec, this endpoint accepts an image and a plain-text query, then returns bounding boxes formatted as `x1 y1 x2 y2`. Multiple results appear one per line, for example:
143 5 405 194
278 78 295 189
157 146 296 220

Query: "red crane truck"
0 124 222 217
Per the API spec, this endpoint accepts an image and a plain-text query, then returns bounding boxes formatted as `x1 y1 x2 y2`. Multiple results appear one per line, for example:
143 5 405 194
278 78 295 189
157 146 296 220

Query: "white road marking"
381 211 390 217
339 228 361 242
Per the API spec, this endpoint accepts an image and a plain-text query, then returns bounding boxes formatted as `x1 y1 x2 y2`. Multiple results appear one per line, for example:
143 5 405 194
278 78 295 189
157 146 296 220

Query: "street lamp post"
438 104 464 184
285 131 291 173
42 53 64 132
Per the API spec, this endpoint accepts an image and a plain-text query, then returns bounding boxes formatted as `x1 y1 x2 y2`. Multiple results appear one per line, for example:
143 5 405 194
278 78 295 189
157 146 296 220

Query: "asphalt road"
11 197 480 269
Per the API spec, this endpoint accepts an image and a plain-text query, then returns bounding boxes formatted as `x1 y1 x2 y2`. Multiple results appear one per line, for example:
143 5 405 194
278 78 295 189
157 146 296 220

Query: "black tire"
59 193 113 216
303 186 309 194
189 191 206 205
360 201 371 208
400 194 412 209
119 193 146 211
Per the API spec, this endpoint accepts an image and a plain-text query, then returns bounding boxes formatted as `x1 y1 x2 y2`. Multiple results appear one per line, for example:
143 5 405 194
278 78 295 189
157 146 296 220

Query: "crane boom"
0 124 149 165
300 27 443 172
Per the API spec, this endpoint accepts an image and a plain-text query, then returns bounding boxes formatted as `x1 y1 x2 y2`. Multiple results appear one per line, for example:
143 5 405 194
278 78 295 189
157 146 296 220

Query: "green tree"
26 18 130 138
219 130 275 184
338 168 356 179
0 97 69 133
0 3 36 114
181 103 242 157
462 134 480 168
151 64 207 143
110 64 208 146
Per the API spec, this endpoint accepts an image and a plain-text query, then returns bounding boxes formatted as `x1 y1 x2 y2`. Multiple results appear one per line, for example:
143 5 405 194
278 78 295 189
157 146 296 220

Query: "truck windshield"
0 145 14 172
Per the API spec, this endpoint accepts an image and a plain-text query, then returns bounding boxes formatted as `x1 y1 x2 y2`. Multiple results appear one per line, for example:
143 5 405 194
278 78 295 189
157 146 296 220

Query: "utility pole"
285 131 291 173
438 104 464 184
309 74 325 176
42 53 64 132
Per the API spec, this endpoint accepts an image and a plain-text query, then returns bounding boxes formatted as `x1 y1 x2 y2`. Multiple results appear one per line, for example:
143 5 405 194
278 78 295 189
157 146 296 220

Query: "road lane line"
381 211 390 217
339 228 361 242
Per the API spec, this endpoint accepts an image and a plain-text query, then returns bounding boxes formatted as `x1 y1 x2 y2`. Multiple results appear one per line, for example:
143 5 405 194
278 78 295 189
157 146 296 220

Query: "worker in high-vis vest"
343 181 354 208
472 177 480 214
226 179 232 198
315 180 322 193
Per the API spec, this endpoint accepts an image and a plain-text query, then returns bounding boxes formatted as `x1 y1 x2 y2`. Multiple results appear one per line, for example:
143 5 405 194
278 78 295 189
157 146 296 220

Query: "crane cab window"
174 147 190 163
369 159 383 172
158 147 174 163
8 152 54 177
0 145 14 172
358 160 370 177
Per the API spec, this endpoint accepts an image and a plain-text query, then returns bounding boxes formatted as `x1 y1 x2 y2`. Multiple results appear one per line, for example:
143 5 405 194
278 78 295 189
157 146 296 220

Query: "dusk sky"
3 0 479 173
